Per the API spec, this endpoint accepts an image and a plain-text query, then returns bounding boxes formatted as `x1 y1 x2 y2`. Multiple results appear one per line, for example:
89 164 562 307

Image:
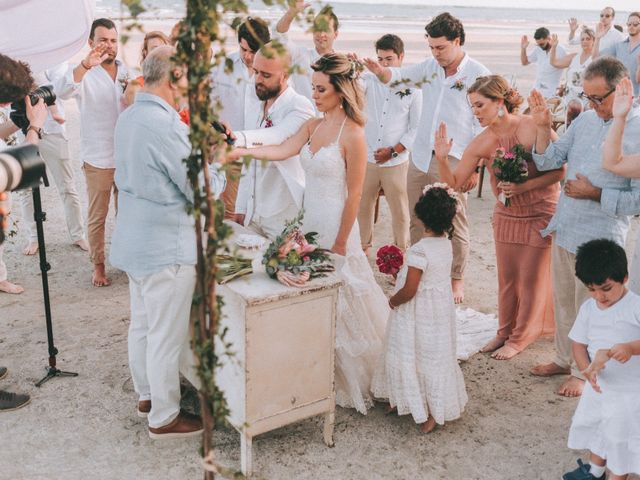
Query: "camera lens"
0 144 45 192
29 85 56 107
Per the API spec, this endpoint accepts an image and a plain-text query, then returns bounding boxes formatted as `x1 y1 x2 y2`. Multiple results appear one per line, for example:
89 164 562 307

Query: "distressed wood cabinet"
217 271 341 476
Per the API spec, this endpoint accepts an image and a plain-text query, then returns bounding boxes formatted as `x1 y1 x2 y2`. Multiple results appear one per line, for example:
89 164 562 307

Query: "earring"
339 104 344 109
497 107 505 118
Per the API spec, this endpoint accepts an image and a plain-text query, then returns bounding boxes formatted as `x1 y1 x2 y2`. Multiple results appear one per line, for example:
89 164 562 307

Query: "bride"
228 52 388 413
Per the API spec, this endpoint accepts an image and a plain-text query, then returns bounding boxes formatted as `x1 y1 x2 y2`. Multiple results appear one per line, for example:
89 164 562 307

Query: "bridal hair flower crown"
347 59 363 80
422 182 461 211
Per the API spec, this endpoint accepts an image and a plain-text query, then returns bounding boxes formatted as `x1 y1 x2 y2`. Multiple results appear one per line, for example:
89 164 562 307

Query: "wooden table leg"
241 432 253 477
323 407 335 447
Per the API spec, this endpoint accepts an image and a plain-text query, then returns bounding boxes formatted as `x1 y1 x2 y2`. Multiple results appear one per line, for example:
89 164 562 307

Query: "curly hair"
311 53 366 126
467 75 524 113
425 12 465 46
414 186 458 238
0 54 34 104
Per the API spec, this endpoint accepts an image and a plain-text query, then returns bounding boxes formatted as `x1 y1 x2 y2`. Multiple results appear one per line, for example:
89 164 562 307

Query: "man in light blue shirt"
110 46 225 439
529 57 640 398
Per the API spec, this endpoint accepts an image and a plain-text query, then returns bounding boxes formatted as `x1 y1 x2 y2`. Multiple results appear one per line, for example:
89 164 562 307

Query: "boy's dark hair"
237 17 271 53
575 239 628 286
90 18 117 39
0 54 34 104
314 6 339 33
425 12 465 46
375 34 404 57
534 27 550 40
414 187 457 238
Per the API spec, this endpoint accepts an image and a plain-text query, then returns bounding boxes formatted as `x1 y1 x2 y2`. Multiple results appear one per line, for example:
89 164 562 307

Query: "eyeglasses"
578 88 615 105
600 13 612 18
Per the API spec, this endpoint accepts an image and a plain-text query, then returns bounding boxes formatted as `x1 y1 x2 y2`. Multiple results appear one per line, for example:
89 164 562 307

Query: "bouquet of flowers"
262 211 334 287
376 244 404 277
491 144 529 206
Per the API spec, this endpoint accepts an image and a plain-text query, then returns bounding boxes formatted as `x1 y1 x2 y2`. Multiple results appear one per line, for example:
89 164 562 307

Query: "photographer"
0 52 47 411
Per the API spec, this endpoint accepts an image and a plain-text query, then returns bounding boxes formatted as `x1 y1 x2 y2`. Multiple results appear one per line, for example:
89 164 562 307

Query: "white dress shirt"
527 45 567 98
272 31 321 101
362 73 422 167
33 63 71 138
210 51 258 130
60 60 130 169
388 53 490 172
235 86 315 221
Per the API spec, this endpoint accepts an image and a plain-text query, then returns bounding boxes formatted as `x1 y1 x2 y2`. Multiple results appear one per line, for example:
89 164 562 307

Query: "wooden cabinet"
217 272 341 476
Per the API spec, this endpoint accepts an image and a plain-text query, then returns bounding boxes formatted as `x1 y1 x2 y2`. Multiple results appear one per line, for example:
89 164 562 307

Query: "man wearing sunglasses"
569 7 623 52
593 11 640 95
528 56 640 399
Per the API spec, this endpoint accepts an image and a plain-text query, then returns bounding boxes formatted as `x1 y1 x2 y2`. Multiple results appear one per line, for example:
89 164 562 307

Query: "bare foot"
530 362 570 377
419 415 437 434
491 344 520 360
92 264 111 287
557 376 584 397
22 240 38 255
480 336 506 353
0 280 24 294
73 239 89 251
384 405 397 415
451 278 464 304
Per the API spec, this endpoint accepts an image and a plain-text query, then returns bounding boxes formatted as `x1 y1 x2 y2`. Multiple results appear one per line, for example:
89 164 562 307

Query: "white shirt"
272 31 321 101
210 52 258 131
570 26 624 52
569 291 640 393
527 44 567 98
60 60 130 169
388 53 490 172
235 86 315 221
362 73 422 167
33 63 71 138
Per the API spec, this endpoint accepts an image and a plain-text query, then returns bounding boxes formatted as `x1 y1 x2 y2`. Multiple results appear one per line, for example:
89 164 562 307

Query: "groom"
232 44 315 239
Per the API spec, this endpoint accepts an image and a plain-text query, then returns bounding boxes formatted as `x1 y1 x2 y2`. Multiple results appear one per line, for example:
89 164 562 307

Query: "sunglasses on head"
578 88 615 105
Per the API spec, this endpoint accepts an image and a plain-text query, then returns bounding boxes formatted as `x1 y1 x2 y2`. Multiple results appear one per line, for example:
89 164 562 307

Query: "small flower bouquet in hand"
263 210 334 287
376 244 404 278
492 144 529 206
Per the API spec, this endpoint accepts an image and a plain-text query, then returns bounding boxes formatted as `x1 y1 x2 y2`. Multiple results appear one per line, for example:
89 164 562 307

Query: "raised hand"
84 43 109 68
527 89 552 128
362 57 384 78
595 21 607 39
568 17 579 33
612 77 634 119
550 33 559 48
520 35 529 49
287 0 310 14
434 122 453 160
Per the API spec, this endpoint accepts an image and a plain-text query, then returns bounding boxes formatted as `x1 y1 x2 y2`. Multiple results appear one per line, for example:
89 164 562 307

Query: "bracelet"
27 125 43 139
80 59 92 70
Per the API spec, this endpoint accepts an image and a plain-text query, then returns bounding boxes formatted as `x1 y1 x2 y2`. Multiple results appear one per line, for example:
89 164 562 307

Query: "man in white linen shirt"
232 44 315 239
568 7 624 53
274 1 339 100
210 17 270 219
61 18 131 287
520 27 567 98
358 34 422 254
17 62 88 256
363 12 489 303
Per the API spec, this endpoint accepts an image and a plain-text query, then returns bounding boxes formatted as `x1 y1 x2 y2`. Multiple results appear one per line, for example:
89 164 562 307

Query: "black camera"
211 120 235 146
9 85 57 133
0 144 45 244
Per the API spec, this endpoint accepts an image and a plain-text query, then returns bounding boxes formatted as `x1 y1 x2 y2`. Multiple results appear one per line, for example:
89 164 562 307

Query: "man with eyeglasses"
528 57 640 399
593 11 640 95
520 27 567 98
568 7 623 52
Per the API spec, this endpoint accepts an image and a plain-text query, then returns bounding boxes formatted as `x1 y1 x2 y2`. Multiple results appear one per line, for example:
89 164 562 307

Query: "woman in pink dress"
434 75 565 359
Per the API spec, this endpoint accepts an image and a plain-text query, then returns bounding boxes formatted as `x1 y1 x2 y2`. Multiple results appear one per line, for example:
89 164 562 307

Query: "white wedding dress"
300 120 388 414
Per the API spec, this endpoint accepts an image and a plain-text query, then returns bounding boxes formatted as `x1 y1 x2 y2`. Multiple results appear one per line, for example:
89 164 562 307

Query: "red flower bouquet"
376 245 404 277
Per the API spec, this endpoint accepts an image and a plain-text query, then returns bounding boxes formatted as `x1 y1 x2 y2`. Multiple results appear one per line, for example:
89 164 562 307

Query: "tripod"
32 174 78 387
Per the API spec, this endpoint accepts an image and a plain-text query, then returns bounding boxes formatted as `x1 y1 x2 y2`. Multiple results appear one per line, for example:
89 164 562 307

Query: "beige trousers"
407 157 469 280
551 239 589 379
221 162 242 220
358 161 410 251
83 162 117 265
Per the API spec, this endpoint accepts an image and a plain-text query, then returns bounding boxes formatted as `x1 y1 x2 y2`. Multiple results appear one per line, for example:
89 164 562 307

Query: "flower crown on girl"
421 182 462 212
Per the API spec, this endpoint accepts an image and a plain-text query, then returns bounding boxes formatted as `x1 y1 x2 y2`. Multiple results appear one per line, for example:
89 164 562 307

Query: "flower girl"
372 184 467 433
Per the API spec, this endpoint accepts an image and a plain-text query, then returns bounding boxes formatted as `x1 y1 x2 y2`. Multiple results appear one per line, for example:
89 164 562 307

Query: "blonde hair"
467 75 524 113
311 53 366 126
141 31 170 61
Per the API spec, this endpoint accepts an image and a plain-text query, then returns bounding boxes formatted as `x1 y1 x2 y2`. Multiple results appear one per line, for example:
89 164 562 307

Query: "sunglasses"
578 88 615 105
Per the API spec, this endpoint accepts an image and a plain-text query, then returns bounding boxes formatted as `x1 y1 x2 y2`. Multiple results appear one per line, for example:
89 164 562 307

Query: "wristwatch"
390 147 399 159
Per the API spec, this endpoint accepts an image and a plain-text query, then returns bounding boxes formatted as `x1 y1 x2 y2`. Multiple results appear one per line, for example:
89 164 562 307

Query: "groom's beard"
255 83 282 101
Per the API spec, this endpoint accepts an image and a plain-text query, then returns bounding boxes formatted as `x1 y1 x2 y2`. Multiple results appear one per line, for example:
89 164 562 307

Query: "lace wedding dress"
299 121 388 414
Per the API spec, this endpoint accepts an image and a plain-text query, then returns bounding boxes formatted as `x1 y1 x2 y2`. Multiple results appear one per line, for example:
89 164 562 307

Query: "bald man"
232 44 315 239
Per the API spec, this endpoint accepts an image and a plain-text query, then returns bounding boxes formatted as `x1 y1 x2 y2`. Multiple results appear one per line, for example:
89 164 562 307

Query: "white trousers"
127 264 197 428
18 133 84 242
0 193 11 282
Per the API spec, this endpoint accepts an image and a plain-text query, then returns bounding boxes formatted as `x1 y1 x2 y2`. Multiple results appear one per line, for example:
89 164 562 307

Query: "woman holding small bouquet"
435 75 566 359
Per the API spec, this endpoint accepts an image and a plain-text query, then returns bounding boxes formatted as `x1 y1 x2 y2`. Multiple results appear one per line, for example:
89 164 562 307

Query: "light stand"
32 173 77 387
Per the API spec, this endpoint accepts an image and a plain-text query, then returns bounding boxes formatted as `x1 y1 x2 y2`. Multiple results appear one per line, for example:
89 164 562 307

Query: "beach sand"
1 18 639 480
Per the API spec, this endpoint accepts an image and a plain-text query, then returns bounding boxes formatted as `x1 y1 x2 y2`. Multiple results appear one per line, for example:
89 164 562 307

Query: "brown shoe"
137 400 151 418
148 412 203 439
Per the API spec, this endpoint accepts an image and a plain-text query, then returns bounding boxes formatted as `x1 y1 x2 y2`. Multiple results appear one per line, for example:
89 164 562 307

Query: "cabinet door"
246 293 334 421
